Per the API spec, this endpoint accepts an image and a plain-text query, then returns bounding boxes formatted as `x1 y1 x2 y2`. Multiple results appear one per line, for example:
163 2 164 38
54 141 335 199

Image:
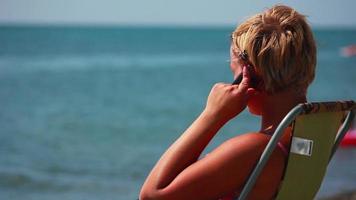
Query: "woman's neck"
260 90 306 135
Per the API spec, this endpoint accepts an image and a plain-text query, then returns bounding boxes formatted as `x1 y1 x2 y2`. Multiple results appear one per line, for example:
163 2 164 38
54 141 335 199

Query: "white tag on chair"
290 137 313 156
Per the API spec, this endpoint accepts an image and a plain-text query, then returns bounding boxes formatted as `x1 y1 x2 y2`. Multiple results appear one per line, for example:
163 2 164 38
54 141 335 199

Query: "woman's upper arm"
148 134 267 200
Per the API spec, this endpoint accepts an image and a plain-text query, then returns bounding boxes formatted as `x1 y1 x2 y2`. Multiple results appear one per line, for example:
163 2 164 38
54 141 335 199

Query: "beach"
0 26 355 200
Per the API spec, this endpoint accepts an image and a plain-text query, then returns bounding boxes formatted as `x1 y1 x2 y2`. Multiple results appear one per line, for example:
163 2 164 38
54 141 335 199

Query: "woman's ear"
246 88 258 99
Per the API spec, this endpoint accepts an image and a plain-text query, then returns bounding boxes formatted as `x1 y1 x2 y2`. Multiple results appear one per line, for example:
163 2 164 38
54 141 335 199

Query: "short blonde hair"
232 5 316 94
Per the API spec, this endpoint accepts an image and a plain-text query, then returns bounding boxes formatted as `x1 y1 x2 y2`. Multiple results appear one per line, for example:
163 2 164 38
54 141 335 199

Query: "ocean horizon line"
1 22 356 31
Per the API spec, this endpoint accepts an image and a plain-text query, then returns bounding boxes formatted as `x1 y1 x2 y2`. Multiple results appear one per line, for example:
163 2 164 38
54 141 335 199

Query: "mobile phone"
231 49 262 88
231 65 261 89
232 73 243 85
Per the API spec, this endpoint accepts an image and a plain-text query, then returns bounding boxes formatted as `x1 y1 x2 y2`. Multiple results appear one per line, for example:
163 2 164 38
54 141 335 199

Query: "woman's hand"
204 66 255 123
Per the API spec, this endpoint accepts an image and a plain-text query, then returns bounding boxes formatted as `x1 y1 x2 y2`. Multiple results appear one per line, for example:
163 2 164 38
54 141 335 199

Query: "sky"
1 0 356 27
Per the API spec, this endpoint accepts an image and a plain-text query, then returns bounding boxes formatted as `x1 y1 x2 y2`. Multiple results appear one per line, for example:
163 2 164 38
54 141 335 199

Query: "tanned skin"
140 45 305 200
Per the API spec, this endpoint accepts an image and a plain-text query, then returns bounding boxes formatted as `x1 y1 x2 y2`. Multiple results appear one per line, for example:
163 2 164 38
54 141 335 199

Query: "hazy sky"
1 0 356 27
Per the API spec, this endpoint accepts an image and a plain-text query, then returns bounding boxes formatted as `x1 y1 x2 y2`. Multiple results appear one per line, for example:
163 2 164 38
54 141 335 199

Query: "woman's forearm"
141 110 226 192
141 73 251 198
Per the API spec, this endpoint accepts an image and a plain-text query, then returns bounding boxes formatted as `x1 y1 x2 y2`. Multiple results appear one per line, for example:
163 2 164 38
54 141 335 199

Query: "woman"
140 5 316 200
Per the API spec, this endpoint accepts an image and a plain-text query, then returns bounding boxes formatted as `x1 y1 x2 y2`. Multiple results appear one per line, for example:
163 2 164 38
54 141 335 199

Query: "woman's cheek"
230 62 242 79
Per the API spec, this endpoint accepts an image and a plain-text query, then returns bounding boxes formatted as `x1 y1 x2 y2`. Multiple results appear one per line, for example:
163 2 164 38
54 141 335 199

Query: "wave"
0 168 118 191
0 52 227 73
0 171 70 191
0 171 33 187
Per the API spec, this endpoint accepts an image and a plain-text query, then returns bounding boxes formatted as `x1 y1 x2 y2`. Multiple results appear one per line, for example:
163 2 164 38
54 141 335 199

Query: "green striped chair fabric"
237 101 356 200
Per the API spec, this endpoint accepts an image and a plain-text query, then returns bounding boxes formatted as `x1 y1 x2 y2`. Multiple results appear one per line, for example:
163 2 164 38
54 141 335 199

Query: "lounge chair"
237 100 356 200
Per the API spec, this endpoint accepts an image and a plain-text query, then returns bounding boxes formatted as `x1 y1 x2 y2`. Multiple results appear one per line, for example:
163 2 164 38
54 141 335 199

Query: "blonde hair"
232 5 316 94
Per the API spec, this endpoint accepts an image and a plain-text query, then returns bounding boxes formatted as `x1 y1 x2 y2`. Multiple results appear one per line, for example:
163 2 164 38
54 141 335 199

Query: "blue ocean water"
0 26 355 200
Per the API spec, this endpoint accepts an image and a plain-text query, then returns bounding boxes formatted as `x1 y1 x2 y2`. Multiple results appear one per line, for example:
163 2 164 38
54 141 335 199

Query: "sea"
0 25 355 200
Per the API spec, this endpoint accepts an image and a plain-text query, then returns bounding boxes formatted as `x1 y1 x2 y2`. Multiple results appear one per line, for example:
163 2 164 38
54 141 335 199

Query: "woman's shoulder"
206 132 273 168
223 131 288 159
223 132 271 152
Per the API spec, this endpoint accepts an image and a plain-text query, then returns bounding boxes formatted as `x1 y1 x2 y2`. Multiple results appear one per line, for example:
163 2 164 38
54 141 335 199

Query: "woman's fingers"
238 66 250 92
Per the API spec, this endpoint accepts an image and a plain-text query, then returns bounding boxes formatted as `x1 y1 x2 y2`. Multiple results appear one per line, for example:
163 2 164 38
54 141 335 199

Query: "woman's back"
219 129 291 200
